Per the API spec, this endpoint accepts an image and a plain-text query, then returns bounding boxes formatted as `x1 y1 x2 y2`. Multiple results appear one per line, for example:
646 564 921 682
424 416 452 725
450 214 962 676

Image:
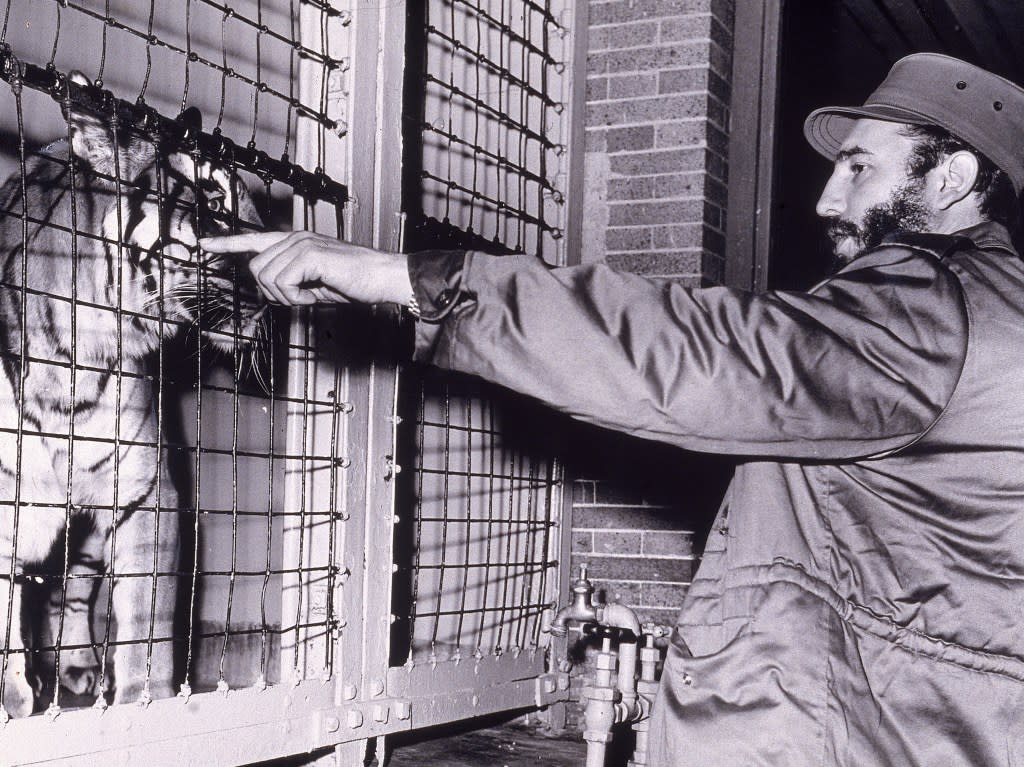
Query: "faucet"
548 563 661 767
548 563 600 636
549 563 643 638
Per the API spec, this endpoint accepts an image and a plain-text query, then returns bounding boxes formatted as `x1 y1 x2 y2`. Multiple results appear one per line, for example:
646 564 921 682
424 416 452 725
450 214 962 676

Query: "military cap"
805 53 1024 194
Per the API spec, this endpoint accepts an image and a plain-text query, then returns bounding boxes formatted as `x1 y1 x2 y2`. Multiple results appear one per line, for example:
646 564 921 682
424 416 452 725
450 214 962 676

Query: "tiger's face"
0 78 267 374
113 150 267 354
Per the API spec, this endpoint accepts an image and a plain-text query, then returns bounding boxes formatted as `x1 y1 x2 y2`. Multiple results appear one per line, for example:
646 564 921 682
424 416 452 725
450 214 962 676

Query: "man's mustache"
826 218 862 243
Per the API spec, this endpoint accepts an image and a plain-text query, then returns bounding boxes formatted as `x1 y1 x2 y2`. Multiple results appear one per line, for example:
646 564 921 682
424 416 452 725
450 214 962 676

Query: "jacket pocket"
674 615 750 659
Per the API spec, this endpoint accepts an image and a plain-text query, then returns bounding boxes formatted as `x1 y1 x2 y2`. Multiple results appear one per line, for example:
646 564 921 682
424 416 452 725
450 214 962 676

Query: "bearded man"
205 53 1024 765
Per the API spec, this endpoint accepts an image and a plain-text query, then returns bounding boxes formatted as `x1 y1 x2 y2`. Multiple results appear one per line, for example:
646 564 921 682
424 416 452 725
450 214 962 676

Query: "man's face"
815 119 934 266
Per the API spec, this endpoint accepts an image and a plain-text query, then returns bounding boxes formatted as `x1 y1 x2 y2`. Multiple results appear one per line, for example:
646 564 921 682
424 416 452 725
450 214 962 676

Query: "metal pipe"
616 638 638 712
583 635 617 767
598 602 642 638
628 633 664 767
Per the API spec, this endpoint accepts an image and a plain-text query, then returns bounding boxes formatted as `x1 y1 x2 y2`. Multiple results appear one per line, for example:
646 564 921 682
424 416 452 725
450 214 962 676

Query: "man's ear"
934 150 980 210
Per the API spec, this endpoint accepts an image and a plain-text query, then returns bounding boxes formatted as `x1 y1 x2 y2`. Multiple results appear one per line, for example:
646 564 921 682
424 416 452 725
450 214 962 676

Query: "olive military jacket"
409 221 1024 766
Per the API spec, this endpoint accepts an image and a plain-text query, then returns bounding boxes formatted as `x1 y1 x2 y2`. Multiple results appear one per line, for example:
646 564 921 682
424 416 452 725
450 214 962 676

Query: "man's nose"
815 172 845 218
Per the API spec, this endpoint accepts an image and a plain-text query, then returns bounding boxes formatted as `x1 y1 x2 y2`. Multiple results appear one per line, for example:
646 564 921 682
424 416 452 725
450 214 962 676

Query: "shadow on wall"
483 388 732 558
558 418 732 559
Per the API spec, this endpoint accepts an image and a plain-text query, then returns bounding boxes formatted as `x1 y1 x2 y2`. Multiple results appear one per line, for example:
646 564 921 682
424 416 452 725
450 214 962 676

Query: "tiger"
0 75 265 718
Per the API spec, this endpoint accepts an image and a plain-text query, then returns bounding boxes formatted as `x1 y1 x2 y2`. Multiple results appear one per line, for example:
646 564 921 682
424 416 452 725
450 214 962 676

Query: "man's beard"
825 177 933 270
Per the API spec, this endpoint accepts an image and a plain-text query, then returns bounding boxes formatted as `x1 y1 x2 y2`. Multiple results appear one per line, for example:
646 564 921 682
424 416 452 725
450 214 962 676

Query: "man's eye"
207 195 225 213
851 163 866 175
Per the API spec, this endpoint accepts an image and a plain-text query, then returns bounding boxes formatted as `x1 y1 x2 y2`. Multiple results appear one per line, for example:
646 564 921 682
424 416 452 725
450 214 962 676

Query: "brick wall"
580 0 734 286
567 0 735 634
571 480 698 629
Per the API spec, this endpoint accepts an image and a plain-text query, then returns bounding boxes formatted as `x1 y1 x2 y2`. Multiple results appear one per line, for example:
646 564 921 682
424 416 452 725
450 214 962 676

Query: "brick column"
581 0 733 285
568 0 735 634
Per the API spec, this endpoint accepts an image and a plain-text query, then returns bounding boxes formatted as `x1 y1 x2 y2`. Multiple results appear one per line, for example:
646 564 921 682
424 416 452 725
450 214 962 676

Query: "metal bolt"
369 678 385 697
471 695 480 707
395 700 412 720
373 704 389 723
342 684 358 701
324 715 340 733
542 677 556 694
347 709 364 728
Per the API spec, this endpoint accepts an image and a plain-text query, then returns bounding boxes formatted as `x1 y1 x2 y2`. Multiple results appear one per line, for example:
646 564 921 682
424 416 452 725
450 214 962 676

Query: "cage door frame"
281 0 410 764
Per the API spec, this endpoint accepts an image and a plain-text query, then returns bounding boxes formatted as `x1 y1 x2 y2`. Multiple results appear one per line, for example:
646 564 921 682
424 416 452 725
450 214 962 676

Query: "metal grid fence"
392 0 571 671
403 0 569 259
0 0 348 729
0 0 578 763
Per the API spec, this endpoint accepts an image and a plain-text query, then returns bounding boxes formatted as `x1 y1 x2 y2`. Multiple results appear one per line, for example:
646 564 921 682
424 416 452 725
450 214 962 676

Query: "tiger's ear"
62 71 154 179
63 72 115 170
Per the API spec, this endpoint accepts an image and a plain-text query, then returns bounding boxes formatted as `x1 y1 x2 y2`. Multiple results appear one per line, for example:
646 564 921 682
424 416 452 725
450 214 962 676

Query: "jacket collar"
880 221 1018 260
952 220 1018 256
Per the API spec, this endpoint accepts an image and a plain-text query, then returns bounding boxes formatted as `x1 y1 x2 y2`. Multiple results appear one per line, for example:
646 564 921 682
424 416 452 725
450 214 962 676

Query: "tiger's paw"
2 657 37 718
59 651 100 697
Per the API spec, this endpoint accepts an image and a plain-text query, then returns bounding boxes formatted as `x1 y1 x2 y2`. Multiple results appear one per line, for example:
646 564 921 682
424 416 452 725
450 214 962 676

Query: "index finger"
199 231 290 253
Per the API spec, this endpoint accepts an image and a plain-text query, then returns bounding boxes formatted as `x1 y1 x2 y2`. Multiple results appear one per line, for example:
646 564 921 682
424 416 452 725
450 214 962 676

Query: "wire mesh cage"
0 0 348 734
403 0 568 259
390 0 571 670
0 0 579 763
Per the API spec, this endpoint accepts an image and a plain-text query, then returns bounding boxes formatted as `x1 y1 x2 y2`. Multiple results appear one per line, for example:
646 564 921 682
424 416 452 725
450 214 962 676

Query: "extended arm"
409 248 968 459
201 232 968 460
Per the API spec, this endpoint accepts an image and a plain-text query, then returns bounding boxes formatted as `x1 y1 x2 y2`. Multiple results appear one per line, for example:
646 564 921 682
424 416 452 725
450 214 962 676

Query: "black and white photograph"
0 1 1022 765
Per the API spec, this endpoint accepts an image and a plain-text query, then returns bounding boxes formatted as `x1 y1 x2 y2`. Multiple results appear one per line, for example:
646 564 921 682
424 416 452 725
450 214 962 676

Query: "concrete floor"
384 720 590 767
261 715 637 767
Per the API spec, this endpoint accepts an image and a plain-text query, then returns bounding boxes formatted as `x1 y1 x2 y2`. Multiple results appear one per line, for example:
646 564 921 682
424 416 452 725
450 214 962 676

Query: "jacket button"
437 288 455 307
